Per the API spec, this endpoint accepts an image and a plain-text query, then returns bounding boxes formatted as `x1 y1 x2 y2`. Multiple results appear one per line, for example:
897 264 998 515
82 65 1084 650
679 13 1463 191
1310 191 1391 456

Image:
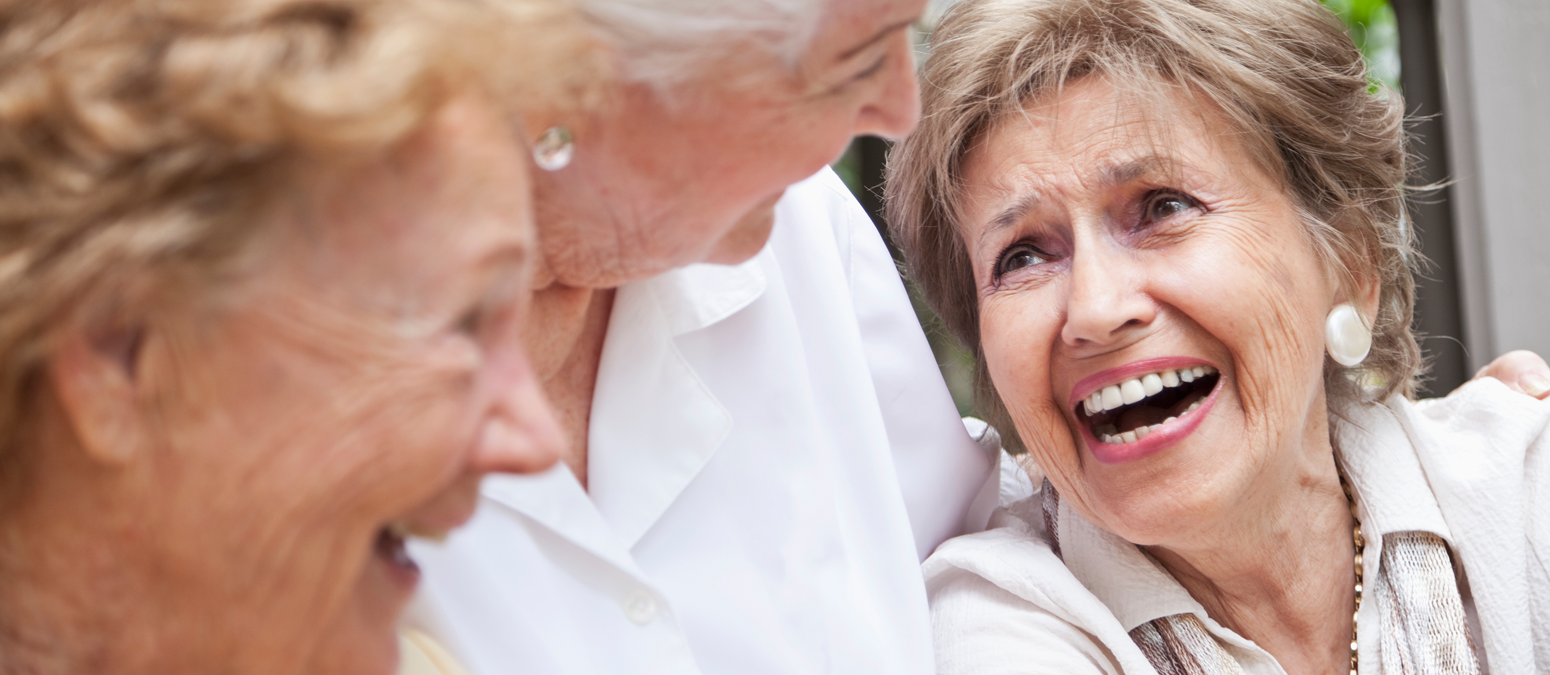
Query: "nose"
854 38 920 139
1060 235 1156 350
470 352 564 475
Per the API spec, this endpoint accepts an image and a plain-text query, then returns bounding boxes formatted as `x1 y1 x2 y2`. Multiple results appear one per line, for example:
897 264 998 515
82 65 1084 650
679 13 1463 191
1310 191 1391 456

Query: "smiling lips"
1076 364 1220 446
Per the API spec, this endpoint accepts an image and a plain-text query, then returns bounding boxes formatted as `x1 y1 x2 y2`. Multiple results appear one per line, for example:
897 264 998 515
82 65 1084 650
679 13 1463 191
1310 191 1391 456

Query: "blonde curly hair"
0 0 599 458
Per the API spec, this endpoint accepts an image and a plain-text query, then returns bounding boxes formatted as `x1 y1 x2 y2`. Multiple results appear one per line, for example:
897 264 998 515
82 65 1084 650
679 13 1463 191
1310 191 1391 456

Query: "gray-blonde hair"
0 0 598 458
886 0 1420 451
577 0 824 86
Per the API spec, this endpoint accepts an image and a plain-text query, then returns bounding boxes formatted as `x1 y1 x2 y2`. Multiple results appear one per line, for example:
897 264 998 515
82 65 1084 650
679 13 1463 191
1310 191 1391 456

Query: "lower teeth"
1096 399 1202 444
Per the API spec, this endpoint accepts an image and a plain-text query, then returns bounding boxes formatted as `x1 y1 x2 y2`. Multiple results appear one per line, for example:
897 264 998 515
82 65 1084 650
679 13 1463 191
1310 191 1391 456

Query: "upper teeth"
1082 365 1217 416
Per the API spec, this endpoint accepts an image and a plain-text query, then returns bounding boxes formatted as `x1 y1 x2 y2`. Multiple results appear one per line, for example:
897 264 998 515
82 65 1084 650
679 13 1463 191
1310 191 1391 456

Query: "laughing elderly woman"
888 0 1550 673
0 0 592 671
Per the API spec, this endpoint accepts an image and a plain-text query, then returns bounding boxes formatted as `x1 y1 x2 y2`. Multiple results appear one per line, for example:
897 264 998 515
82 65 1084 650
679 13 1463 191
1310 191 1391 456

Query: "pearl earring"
532 126 574 171
1325 303 1372 367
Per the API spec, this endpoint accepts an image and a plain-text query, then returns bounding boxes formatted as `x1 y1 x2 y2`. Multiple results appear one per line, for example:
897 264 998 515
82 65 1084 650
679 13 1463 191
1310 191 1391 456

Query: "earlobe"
48 326 148 466
1354 271 1382 323
1331 270 1382 327
1325 272 1381 368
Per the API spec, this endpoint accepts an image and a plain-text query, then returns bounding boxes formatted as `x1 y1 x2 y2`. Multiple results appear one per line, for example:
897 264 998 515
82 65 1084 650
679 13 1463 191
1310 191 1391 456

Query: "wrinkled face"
958 77 1345 546
537 0 925 287
139 96 563 673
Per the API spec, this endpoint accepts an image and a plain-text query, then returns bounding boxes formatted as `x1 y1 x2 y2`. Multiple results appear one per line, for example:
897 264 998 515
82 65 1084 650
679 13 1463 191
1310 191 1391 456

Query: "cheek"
317 344 483 516
1152 223 1331 427
979 293 1080 476
149 329 480 587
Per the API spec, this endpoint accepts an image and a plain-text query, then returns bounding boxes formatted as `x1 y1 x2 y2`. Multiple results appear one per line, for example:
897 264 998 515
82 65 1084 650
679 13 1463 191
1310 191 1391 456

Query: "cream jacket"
925 379 1550 674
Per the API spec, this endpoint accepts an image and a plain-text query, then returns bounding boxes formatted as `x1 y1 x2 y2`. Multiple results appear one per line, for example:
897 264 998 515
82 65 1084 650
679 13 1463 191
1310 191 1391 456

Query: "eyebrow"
975 154 1187 245
839 18 914 60
1103 155 1180 186
984 192 1040 239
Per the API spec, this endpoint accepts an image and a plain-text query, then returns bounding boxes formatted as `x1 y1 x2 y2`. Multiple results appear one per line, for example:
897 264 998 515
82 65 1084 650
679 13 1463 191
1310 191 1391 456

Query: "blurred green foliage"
1321 0 1400 89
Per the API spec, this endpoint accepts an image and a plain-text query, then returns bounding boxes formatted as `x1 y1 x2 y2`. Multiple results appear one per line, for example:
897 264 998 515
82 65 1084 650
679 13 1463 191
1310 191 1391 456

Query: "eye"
1143 191 1201 224
994 242 1051 279
450 267 527 341
454 307 485 337
850 55 887 83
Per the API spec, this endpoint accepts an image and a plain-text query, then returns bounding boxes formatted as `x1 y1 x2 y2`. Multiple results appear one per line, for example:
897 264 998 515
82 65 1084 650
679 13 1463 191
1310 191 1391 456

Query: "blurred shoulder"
1405 377 1550 446
773 167 880 272
1394 377 1550 485
777 166 867 218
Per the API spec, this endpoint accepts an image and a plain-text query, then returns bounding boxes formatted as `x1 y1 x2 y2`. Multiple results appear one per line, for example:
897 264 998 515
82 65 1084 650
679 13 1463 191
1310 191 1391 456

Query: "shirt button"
622 590 657 625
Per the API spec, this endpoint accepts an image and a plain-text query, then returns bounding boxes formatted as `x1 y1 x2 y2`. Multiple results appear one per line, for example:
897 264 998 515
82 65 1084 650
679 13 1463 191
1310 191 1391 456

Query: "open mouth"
1076 365 1220 444
374 525 419 575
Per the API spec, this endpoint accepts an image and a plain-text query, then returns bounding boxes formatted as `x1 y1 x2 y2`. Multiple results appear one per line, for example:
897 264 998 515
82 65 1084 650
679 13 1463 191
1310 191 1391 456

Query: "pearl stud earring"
1325 303 1372 367
532 126 574 171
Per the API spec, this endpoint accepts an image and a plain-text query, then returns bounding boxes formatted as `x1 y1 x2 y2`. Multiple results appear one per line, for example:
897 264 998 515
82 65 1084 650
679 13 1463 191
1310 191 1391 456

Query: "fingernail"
1521 373 1550 397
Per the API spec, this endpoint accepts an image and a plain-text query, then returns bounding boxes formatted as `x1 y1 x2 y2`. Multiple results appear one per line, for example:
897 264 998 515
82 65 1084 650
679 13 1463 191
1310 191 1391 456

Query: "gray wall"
1438 0 1550 369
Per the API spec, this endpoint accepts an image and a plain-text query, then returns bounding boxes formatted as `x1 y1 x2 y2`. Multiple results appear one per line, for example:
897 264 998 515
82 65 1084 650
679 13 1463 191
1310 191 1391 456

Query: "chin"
306 545 416 675
308 603 403 675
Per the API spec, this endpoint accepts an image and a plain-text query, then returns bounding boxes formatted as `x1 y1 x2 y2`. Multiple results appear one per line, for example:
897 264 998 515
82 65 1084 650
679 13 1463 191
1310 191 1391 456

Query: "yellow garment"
397 629 472 675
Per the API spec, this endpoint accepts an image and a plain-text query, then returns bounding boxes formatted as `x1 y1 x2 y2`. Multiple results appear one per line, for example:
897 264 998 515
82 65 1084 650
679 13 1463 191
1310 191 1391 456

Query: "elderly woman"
401 0 1002 672
405 0 1550 672
887 0 1550 672
0 0 591 671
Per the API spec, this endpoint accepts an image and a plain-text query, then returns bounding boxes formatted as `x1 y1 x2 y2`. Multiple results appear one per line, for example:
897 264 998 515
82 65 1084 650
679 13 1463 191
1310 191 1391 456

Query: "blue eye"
994 243 1049 279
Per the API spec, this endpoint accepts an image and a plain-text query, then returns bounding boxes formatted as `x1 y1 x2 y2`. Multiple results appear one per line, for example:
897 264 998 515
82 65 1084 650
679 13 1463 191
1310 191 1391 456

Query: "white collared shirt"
925 379 1550 675
402 168 995 675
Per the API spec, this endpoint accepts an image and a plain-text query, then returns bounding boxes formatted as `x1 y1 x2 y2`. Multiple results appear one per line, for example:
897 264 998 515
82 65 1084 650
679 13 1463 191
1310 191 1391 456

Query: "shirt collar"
477 465 642 570
581 249 769 548
1056 498 1211 633
1334 399 1454 546
641 249 767 337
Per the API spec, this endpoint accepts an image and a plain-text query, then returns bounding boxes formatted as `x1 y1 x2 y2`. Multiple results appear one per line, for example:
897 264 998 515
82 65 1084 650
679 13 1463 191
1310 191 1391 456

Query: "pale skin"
0 94 564 674
522 0 926 486
955 76 1504 672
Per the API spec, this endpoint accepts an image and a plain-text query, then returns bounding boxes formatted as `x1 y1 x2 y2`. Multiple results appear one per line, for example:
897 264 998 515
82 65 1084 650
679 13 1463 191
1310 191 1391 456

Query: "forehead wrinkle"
976 151 1186 238
963 93 1211 253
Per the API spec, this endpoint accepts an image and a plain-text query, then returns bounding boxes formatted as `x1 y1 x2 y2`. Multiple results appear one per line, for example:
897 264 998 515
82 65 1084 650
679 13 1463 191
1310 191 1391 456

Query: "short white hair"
577 0 825 86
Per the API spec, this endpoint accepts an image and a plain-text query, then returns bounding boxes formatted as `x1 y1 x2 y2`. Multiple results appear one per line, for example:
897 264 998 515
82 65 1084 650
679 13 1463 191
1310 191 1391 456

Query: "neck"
1145 450 1355 674
0 431 161 673
524 279 614 489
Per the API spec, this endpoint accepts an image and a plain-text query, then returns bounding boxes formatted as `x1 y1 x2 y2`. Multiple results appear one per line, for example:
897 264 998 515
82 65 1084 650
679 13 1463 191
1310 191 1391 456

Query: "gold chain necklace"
1339 472 1365 675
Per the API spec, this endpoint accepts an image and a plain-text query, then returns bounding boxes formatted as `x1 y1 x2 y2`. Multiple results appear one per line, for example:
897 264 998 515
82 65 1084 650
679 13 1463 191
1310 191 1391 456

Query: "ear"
47 324 148 467
1349 269 1382 327
1332 263 1382 327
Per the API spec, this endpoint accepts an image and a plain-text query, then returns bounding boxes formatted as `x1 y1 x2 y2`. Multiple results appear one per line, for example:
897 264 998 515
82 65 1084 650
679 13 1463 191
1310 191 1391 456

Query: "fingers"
1472 349 1550 399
